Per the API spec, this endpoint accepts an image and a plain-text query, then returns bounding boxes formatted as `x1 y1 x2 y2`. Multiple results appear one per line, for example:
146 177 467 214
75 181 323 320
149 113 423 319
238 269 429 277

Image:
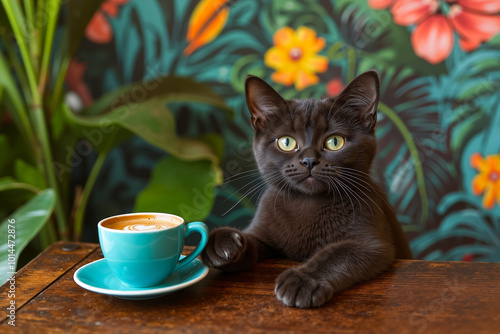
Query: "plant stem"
1 0 39 104
36 0 46 56
0 34 31 101
22 0 34 28
378 102 429 229
39 0 61 97
31 105 68 239
0 39 38 161
49 53 70 115
3 0 68 239
346 47 356 82
73 146 110 241
23 0 39 76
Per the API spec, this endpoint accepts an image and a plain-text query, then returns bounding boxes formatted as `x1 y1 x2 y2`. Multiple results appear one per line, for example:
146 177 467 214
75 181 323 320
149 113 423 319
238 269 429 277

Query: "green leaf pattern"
2 0 497 262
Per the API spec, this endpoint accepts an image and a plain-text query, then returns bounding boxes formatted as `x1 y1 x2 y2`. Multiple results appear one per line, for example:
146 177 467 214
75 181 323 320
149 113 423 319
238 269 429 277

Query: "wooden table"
1 241 499 333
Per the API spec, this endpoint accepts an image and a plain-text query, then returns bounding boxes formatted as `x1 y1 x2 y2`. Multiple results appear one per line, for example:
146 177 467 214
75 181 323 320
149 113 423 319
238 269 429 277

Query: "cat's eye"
324 135 345 151
277 136 297 151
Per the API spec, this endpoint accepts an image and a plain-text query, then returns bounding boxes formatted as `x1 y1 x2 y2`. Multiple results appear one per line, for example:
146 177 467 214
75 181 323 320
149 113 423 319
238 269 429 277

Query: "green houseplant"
0 0 230 282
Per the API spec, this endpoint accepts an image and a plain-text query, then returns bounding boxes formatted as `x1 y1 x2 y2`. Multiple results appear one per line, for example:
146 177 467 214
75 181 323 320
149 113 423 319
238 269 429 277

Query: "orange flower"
264 26 328 91
184 0 230 56
471 153 500 209
85 0 129 44
368 0 500 64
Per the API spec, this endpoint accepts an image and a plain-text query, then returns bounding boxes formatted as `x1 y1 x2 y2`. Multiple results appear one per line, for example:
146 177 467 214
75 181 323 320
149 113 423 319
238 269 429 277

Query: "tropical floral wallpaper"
71 0 500 262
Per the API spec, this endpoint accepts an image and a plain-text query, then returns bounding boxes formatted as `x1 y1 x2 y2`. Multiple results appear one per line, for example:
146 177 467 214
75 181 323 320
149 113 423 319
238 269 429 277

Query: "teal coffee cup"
98 212 208 288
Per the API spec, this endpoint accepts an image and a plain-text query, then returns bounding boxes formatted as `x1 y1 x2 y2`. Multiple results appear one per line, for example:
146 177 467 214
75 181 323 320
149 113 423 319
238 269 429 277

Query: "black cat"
201 70 412 308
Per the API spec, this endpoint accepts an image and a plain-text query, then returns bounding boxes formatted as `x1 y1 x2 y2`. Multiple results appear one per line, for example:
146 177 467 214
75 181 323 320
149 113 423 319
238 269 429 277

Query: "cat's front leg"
275 239 394 308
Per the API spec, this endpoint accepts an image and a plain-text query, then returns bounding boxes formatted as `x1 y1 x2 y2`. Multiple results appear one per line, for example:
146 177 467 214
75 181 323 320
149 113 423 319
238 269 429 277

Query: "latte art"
123 223 169 231
103 216 182 231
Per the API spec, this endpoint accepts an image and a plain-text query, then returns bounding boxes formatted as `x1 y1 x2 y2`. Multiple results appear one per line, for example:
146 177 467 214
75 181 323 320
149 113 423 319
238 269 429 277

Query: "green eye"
277 136 297 151
325 135 345 151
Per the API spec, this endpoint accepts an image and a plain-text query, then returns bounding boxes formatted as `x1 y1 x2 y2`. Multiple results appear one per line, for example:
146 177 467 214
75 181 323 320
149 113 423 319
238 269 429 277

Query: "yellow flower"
264 26 328 91
471 153 500 209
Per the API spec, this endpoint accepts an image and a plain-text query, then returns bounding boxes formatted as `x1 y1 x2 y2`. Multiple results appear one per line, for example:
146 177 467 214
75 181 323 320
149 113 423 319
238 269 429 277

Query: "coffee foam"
123 223 169 231
102 215 182 231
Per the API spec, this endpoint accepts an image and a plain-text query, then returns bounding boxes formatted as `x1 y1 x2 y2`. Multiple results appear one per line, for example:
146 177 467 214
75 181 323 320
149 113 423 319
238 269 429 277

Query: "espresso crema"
103 216 182 231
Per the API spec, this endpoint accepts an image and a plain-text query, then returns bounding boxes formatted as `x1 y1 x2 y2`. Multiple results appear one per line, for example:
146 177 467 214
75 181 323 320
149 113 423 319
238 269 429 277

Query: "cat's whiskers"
315 170 346 200
221 171 282 216
274 174 293 201
249 172 285 208
325 177 333 199
338 177 372 217
221 179 269 216
221 172 266 204
222 168 262 184
272 177 290 217
330 177 356 217
336 174 384 216
254 180 271 210
330 178 344 208
330 165 386 188
329 168 375 191
335 172 373 193
330 166 392 208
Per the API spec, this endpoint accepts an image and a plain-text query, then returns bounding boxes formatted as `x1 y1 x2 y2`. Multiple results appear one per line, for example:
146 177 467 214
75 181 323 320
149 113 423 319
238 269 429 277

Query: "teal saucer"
73 257 209 300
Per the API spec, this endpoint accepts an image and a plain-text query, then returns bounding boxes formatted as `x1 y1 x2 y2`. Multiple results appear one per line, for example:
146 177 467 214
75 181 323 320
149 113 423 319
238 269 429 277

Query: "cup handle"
176 221 208 271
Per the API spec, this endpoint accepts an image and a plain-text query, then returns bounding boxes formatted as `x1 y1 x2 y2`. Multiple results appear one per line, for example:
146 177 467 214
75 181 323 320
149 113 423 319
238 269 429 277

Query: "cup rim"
98 212 184 233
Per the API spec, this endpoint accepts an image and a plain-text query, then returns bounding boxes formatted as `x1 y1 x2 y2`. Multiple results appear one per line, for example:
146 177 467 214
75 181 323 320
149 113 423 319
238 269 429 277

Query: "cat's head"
245 71 379 196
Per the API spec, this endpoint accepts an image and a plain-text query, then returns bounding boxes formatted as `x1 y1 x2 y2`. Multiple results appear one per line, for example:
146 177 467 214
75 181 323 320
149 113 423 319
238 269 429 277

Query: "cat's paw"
201 228 246 268
275 268 334 308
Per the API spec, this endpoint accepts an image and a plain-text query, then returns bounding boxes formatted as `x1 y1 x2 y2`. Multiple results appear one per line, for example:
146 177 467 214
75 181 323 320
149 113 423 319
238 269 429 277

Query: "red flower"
368 0 393 10
85 0 129 44
326 78 345 97
66 59 93 108
368 0 500 64
412 14 454 64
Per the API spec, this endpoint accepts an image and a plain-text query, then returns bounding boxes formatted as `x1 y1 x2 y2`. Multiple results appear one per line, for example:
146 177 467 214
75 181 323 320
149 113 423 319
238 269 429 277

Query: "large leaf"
14 159 46 190
0 189 55 283
135 156 217 222
63 76 231 178
79 75 231 117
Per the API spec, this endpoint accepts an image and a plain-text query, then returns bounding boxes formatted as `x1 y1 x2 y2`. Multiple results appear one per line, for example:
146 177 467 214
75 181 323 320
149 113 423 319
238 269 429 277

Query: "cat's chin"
293 176 329 196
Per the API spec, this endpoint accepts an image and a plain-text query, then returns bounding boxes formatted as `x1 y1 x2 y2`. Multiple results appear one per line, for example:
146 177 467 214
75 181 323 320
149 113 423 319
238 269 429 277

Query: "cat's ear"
245 75 287 131
334 70 379 131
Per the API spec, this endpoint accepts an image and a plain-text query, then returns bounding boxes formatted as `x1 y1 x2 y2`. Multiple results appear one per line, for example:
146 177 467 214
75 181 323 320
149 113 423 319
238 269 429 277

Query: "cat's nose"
300 157 319 172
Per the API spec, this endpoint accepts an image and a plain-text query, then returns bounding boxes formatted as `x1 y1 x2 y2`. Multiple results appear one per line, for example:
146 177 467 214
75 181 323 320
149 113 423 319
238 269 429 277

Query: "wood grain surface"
1 242 499 333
